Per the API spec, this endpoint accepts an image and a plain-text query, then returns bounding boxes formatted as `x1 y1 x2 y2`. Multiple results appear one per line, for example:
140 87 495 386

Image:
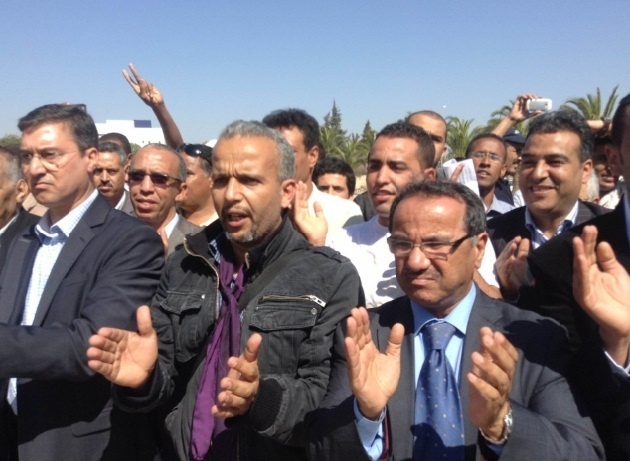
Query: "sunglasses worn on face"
176 144 213 163
128 170 182 186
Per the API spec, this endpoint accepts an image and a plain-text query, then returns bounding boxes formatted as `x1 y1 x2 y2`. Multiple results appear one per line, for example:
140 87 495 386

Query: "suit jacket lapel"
0 231 39 325
32 196 107 326
460 289 502 448
375 297 415 458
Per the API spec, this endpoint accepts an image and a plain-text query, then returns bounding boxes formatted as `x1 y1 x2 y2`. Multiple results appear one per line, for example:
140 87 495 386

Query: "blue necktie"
414 321 465 460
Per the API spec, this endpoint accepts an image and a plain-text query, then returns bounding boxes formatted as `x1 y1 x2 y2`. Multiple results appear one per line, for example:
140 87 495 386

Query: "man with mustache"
306 181 603 460
91 141 134 215
86 121 361 460
127 144 200 255
327 122 500 308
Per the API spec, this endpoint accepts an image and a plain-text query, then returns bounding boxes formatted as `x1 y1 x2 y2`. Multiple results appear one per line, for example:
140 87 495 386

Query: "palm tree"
320 125 345 158
446 117 484 158
560 85 620 120
335 134 369 170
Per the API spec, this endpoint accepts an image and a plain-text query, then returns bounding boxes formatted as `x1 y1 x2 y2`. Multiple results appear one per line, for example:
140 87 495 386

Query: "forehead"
370 136 421 165
317 173 348 186
21 122 76 149
392 194 465 234
96 151 124 167
213 135 278 171
470 137 504 154
524 131 582 159
133 148 179 173
408 114 446 139
277 126 305 151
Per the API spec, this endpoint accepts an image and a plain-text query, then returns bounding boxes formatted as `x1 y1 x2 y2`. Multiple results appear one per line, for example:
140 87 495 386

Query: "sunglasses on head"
176 144 213 162
128 170 182 186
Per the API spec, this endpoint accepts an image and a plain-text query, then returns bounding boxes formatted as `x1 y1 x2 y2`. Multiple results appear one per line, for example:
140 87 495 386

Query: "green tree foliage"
323 100 347 139
560 85 620 120
320 125 345 158
319 102 374 170
446 117 484 159
0 134 21 152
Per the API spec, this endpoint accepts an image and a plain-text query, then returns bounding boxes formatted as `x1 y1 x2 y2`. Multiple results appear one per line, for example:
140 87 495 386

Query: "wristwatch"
480 406 513 445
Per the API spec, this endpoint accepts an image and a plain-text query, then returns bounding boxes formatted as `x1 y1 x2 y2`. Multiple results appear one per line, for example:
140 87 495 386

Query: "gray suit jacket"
0 195 164 461
307 289 603 460
167 215 201 256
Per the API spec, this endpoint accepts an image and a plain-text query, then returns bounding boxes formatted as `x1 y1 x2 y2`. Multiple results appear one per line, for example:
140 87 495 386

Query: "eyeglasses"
19 150 79 170
470 151 503 163
176 144 212 163
128 169 182 187
387 234 473 260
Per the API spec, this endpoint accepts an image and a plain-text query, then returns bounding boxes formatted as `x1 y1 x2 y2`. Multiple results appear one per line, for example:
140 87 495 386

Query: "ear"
280 178 297 209
85 147 98 173
15 179 30 206
175 181 187 202
500 163 507 178
307 145 319 170
580 159 593 185
423 167 436 181
473 232 488 270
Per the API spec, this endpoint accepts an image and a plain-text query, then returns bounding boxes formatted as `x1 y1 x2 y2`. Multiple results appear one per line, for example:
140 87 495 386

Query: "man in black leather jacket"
87 120 362 460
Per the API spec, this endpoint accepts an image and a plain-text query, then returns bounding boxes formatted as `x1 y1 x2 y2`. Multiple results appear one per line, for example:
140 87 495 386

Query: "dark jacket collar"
184 215 309 277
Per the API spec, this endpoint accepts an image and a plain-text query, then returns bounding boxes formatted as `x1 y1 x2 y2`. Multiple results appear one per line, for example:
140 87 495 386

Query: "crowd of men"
0 65 628 460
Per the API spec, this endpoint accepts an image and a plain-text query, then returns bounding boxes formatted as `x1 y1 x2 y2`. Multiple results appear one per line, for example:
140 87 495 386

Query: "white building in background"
95 119 165 146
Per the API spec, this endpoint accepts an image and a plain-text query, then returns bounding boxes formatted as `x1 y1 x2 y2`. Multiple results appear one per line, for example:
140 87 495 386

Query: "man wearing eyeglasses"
307 180 603 461
466 133 515 218
127 143 201 255
0 104 164 460
326 122 500 309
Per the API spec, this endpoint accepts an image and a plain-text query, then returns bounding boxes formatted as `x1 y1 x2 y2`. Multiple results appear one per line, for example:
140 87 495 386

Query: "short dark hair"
312 157 356 195
526 111 593 162
389 180 486 236
373 122 435 170
262 108 320 152
98 141 127 166
18 104 98 152
465 133 507 163
100 132 132 155
611 93 630 148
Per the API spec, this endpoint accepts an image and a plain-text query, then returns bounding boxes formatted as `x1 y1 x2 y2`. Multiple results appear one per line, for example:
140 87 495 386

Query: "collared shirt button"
311 308 317 315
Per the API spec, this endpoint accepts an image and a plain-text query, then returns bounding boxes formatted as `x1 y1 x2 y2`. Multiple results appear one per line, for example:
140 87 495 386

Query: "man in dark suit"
127 143 201 255
0 147 38 268
517 93 630 460
307 181 603 460
487 110 608 298
0 104 164 460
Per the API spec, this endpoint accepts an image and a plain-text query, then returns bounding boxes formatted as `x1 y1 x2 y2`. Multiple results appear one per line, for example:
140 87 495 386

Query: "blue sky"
2 1 628 142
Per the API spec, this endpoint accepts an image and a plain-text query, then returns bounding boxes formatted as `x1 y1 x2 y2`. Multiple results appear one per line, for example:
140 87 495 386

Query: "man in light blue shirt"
0 104 163 461
307 181 603 461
